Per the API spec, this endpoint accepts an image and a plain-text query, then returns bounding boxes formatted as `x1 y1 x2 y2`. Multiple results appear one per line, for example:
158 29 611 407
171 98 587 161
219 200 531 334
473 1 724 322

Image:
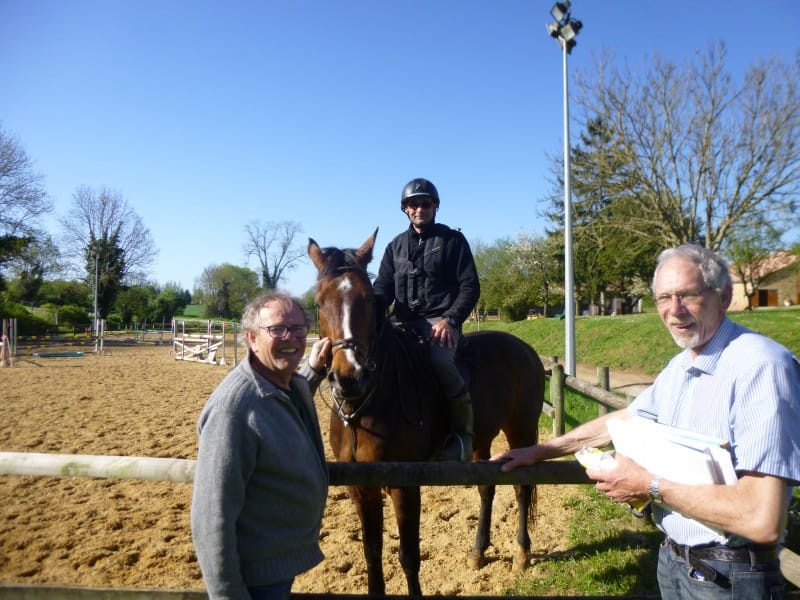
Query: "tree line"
2 43 798 332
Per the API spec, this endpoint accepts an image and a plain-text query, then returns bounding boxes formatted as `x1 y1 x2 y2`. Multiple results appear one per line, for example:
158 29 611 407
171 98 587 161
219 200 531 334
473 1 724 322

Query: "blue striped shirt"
627 317 800 546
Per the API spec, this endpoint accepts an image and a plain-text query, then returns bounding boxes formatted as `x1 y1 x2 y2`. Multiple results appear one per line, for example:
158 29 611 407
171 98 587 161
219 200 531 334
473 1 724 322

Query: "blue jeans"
657 539 784 599
247 578 294 600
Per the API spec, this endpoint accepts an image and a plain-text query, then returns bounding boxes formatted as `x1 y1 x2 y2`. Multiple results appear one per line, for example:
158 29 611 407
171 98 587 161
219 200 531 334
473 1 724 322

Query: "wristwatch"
444 317 457 327
648 478 663 503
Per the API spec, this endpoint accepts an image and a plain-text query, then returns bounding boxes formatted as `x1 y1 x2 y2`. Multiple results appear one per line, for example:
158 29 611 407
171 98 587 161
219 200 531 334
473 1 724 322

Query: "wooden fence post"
550 363 565 436
597 366 610 417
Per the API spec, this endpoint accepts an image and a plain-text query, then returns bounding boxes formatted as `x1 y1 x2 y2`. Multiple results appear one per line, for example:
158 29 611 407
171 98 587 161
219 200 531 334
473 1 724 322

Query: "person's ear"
720 284 733 310
245 330 258 350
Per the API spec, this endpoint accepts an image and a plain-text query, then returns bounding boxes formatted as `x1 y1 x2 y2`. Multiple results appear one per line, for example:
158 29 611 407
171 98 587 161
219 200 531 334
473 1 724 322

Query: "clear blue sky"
2 1 798 296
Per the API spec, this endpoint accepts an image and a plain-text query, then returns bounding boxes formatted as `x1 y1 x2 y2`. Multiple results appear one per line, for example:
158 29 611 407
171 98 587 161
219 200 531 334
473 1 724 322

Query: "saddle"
391 323 477 392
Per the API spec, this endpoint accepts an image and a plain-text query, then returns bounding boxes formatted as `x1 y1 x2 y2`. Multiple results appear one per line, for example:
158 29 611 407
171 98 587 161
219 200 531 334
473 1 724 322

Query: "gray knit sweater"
191 354 328 599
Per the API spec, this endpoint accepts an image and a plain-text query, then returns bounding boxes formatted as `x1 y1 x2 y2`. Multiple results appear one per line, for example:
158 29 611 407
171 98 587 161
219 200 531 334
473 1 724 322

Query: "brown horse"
308 230 545 596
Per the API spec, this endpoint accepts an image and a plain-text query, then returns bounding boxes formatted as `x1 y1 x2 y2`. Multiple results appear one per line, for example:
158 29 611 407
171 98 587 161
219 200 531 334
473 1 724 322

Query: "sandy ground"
0 343 653 595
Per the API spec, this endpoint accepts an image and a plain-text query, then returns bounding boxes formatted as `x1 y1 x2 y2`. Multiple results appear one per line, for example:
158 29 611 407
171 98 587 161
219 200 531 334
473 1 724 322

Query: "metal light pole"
547 1 582 377
93 250 99 337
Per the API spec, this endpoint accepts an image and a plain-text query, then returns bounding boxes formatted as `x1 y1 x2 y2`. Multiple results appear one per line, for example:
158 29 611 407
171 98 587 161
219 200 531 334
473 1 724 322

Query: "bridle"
330 337 376 373
317 264 382 438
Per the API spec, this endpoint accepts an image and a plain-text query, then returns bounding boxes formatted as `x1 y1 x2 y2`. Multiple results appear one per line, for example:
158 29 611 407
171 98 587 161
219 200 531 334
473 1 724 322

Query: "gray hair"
651 244 731 294
241 291 310 334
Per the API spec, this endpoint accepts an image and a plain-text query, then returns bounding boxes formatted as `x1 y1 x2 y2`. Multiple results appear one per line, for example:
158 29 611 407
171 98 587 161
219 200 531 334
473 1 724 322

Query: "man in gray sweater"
191 291 331 600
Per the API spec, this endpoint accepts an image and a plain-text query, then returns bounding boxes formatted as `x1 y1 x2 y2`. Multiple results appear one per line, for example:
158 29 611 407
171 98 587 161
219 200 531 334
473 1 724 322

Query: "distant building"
729 251 800 311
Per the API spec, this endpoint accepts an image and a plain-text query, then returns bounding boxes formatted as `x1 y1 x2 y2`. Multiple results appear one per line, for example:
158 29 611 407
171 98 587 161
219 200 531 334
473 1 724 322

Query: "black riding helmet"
400 178 440 211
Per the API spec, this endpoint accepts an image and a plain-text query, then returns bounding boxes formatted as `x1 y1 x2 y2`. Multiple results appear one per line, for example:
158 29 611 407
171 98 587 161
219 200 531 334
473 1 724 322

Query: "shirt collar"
678 316 734 375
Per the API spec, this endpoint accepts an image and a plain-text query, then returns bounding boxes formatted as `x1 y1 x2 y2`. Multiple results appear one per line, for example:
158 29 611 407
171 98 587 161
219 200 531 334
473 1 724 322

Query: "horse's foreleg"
349 485 386 595
513 483 534 572
468 484 495 570
387 486 422 596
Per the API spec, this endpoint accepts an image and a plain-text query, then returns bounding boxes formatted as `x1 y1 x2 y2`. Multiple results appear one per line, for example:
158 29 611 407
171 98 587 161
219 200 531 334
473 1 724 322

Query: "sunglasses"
406 200 434 210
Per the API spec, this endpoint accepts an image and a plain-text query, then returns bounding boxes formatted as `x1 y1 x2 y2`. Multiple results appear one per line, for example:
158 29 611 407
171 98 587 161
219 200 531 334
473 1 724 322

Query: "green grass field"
464 306 800 374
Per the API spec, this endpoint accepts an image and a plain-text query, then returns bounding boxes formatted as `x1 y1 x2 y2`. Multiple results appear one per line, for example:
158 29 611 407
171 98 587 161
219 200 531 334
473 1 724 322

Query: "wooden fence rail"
0 451 590 486
0 588 667 599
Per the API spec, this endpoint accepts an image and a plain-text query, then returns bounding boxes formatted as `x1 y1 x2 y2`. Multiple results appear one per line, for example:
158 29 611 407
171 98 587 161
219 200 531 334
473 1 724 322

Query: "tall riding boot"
438 392 474 462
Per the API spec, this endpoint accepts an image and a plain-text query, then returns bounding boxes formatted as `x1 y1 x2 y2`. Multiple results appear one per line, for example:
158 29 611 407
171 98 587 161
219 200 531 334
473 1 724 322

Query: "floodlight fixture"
561 19 582 42
550 1 570 24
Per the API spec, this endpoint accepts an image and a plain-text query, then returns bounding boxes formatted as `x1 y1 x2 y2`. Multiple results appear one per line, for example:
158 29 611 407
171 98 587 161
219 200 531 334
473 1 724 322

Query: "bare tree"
572 42 800 251
243 220 305 290
59 187 157 318
0 125 52 239
0 126 54 283
60 186 157 285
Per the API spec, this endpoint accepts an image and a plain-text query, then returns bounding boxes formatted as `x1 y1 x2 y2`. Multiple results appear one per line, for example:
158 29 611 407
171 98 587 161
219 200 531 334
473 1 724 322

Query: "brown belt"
668 538 780 564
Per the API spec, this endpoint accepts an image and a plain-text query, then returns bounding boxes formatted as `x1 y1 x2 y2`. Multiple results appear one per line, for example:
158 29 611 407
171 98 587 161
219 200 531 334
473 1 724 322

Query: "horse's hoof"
467 549 486 570
512 548 529 573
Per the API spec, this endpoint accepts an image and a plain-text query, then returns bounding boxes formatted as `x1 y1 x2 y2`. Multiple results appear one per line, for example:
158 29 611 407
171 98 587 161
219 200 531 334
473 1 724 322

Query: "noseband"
331 337 376 372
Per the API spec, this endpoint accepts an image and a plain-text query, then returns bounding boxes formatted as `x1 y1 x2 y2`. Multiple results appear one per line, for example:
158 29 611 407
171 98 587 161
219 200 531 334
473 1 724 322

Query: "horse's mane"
316 246 368 280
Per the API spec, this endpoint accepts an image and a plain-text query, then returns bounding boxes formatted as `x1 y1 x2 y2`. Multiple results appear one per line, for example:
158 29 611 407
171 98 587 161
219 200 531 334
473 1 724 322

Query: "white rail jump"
171 320 233 365
173 335 224 364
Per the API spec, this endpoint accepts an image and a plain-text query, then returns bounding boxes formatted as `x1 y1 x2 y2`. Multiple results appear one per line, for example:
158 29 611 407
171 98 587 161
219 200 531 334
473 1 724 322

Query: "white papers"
606 417 736 486
606 416 737 537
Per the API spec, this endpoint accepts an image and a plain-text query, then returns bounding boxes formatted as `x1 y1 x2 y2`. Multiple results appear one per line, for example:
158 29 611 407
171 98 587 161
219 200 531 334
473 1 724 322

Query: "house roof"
729 250 799 282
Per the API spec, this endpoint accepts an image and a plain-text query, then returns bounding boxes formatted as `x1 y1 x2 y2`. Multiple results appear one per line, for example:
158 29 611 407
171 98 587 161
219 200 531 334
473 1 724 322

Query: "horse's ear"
355 228 379 269
308 238 324 271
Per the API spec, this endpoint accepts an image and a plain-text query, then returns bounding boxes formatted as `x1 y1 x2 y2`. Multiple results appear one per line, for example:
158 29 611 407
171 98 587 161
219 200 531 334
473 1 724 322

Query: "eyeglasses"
406 200 434 210
653 290 708 308
259 324 309 339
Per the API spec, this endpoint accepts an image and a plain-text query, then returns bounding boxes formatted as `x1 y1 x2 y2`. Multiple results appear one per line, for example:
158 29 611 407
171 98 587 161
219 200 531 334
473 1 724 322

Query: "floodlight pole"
561 35 576 377
548 2 579 377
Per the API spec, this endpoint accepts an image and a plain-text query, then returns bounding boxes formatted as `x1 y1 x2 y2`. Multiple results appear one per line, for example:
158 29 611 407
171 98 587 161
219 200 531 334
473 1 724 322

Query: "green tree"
507 233 562 318
473 237 550 321
546 117 675 313
148 283 191 323
195 263 259 319
38 279 92 309
86 235 125 320
113 285 157 325
725 219 784 310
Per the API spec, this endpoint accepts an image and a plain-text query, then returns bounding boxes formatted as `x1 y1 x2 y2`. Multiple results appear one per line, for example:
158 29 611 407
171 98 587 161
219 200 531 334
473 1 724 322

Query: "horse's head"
308 228 379 402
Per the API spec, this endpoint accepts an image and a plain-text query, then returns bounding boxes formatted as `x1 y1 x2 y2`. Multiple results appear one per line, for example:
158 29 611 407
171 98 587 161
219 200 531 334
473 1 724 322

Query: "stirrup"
436 434 471 462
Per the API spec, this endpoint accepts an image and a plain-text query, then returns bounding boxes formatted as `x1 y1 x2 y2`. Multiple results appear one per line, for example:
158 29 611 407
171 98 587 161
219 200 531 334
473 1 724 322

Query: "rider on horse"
373 178 481 462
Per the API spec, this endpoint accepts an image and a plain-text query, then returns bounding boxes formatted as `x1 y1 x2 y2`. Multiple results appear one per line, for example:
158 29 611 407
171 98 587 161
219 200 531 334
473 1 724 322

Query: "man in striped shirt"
494 244 800 598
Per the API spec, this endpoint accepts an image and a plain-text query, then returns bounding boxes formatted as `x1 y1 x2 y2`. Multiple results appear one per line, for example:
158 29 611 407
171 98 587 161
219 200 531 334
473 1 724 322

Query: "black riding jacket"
373 222 480 326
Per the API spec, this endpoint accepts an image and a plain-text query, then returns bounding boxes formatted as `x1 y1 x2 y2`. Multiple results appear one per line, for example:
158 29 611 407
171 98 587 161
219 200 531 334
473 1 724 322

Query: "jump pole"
93 319 105 355
1 318 16 367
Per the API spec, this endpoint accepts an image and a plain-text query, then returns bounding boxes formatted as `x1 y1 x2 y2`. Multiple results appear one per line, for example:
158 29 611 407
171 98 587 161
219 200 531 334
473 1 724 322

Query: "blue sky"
2 1 798 296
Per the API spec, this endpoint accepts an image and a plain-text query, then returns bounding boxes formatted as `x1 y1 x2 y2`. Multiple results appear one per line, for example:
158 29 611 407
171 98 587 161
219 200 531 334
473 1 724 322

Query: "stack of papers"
606 416 736 536
606 417 737 486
